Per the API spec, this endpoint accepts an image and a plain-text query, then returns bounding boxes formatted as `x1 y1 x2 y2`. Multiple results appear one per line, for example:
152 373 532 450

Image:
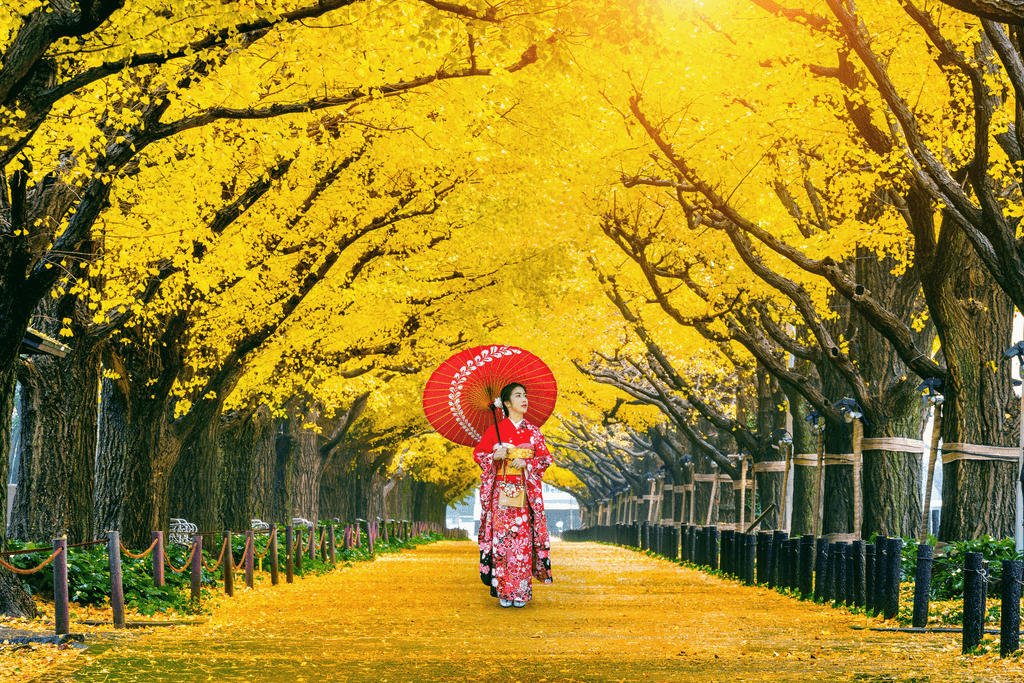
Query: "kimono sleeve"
527 427 553 479
473 425 499 470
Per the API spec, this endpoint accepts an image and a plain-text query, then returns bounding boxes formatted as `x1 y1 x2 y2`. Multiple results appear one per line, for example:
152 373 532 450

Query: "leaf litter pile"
39 542 1024 682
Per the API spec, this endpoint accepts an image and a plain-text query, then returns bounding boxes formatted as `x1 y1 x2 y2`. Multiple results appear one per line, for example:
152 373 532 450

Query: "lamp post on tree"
1002 342 1024 553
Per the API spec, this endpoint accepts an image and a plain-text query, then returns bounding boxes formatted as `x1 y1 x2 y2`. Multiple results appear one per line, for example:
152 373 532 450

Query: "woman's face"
505 386 528 416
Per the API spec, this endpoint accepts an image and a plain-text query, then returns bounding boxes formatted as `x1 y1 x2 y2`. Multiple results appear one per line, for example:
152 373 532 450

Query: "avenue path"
58 542 1018 682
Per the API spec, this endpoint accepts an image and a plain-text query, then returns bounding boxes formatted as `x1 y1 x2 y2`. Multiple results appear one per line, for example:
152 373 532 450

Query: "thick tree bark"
923 219 1017 541
169 412 224 532
9 336 102 544
290 406 323 522
219 406 274 530
0 365 37 617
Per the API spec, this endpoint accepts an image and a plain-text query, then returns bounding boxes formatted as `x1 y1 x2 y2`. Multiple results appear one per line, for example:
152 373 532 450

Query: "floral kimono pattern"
473 417 554 602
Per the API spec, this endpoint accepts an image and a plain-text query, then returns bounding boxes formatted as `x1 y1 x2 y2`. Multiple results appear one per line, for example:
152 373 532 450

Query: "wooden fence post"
269 524 279 586
285 526 294 584
152 531 165 587
245 530 254 589
223 531 234 597
190 535 202 602
107 531 126 629
53 538 69 636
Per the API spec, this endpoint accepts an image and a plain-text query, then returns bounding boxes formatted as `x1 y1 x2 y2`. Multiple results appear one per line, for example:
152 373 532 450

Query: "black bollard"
799 535 814 598
865 543 876 614
874 538 889 617
769 531 786 589
1000 559 1022 658
697 528 707 567
822 542 835 603
757 532 770 585
912 543 933 628
789 538 800 591
744 533 757 585
736 531 746 578
721 530 733 576
710 527 721 571
814 537 828 602
852 540 864 607
634 522 641 549
780 538 792 590
884 537 903 620
833 542 847 608
687 526 695 562
963 551 985 654
641 522 650 551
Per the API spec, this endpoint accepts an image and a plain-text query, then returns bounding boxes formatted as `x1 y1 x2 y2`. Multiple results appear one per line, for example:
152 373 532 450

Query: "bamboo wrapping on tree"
921 403 943 542
852 419 863 540
705 471 719 527
813 430 825 539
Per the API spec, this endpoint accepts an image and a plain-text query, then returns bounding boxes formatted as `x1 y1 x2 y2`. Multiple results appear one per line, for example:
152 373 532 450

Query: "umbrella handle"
491 403 503 445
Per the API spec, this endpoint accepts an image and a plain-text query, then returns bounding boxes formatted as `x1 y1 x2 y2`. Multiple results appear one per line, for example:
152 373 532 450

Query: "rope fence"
3 518 463 638
565 522 1024 659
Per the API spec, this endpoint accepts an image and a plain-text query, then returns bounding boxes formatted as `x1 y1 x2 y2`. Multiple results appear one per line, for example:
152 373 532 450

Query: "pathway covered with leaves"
55 542 1019 682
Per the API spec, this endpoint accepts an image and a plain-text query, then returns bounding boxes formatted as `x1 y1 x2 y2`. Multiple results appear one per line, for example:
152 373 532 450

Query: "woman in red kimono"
473 382 554 607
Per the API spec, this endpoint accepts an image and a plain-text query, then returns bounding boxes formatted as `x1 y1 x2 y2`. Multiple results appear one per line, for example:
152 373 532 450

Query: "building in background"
446 484 580 540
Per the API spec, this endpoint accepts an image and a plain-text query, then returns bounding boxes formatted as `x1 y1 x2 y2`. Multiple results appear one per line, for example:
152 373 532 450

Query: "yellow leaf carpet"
56 542 1021 682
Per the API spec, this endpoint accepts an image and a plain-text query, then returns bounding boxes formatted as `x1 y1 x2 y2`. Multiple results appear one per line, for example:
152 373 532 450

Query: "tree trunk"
0 363 38 617
290 405 324 522
922 217 1017 541
9 337 102 544
219 406 274 530
169 412 223 533
94 373 185 549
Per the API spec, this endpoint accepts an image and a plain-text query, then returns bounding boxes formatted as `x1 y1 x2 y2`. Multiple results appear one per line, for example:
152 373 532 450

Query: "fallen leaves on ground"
14 541 1016 681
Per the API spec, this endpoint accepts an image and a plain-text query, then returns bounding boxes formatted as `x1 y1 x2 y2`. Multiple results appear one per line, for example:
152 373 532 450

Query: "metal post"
53 538 69 636
190 535 202 602
328 524 337 565
152 531 165 587
295 527 303 574
106 531 125 629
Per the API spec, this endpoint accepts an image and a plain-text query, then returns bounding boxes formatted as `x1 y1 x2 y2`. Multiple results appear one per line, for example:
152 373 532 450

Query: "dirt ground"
42 541 1024 682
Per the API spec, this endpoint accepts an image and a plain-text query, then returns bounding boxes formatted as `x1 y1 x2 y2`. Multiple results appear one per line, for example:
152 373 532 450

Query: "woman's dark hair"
500 382 526 418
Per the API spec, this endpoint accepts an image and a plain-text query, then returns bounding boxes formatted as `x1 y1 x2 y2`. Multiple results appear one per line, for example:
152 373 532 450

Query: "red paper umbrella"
422 345 558 447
